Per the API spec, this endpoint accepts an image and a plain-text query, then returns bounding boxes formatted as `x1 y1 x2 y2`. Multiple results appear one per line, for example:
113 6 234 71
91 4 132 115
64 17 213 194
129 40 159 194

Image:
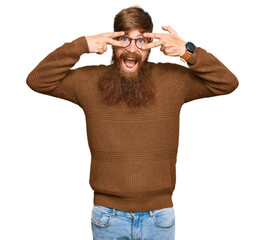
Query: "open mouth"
122 58 138 71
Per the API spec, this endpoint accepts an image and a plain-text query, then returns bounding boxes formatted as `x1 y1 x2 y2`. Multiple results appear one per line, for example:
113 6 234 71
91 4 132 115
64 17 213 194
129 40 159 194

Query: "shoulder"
148 61 189 77
70 64 109 96
74 64 109 75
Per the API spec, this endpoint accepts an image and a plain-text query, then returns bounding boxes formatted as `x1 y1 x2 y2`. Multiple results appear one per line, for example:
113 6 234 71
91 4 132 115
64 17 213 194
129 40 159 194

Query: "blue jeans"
91 205 175 240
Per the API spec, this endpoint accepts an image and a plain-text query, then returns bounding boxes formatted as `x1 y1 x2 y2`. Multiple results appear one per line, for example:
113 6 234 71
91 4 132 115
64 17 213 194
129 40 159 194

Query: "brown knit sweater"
26 36 239 212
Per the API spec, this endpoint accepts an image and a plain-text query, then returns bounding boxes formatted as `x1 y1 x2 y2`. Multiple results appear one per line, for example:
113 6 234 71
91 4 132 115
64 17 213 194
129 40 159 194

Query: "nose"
127 39 138 53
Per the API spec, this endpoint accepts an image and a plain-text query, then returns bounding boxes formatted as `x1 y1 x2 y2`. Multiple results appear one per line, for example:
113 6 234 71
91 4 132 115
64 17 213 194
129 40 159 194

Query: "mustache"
119 51 142 62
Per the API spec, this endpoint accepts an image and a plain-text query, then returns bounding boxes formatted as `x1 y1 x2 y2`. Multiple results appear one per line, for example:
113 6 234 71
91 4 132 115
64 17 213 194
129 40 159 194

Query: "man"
26 6 239 240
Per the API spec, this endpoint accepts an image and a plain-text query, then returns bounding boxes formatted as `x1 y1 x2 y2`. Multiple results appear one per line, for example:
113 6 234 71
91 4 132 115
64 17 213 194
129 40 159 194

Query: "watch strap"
180 50 192 63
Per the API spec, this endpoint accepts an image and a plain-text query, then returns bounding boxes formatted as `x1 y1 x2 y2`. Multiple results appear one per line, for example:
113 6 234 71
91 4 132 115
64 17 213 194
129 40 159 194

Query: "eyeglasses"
115 36 153 49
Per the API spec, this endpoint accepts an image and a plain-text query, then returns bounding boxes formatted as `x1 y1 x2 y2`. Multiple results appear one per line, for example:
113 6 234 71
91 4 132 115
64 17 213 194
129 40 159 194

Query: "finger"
162 25 177 35
142 32 164 39
104 31 125 38
162 26 176 33
106 38 127 47
141 40 163 50
103 44 107 52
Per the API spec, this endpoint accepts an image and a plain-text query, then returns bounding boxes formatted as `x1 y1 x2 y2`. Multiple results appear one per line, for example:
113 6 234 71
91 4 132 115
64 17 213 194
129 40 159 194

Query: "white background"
1 0 264 239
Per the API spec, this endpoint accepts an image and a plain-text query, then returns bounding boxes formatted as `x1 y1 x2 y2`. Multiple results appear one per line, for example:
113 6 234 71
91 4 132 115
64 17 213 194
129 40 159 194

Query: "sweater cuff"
73 36 90 55
186 46 200 66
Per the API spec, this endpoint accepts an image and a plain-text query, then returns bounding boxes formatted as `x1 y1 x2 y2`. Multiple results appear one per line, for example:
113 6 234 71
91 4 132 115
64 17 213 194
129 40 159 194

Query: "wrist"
180 42 196 62
180 41 188 56
73 36 90 55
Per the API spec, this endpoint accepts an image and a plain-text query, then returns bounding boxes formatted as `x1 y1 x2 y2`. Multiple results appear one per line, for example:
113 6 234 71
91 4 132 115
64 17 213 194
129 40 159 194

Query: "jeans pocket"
91 205 113 228
152 207 175 228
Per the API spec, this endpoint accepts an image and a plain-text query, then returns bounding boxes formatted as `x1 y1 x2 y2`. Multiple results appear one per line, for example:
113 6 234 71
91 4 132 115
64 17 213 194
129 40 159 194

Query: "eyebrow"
124 32 144 37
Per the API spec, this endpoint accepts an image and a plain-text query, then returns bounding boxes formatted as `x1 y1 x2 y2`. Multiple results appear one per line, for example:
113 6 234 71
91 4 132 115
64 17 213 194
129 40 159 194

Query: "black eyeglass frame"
115 36 153 49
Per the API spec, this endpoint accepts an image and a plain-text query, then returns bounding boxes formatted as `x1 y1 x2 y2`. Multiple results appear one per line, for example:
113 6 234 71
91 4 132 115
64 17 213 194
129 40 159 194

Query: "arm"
143 26 239 103
26 32 126 105
26 36 89 105
176 46 239 103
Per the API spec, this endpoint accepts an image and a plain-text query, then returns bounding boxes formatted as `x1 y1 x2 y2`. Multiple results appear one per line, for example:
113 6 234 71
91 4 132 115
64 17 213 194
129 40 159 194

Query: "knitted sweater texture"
26 36 239 212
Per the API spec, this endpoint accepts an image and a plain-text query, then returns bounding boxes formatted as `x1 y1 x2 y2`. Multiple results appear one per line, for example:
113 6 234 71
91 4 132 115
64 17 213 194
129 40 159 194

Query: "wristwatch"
180 42 196 63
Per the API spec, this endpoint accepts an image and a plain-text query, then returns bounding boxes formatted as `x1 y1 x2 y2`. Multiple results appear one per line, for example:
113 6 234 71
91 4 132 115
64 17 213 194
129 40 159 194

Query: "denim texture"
91 204 175 240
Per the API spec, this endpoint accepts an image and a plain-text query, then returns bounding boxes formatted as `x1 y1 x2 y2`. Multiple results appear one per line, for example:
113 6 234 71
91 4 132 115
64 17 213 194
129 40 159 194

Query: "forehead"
124 29 145 37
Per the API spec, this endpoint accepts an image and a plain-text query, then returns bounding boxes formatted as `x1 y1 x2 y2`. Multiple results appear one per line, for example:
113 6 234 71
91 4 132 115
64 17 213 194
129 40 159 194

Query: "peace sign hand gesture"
85 31 127 54
142 26 187 57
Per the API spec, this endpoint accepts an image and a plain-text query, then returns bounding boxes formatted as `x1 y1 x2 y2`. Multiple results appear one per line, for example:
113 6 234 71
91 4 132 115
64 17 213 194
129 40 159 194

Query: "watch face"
186 42 196 53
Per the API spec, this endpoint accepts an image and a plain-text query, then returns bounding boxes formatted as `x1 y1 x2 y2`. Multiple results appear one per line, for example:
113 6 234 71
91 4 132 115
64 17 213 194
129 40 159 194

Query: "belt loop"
149 210 155 217
130 211 135 219
111 208 115 217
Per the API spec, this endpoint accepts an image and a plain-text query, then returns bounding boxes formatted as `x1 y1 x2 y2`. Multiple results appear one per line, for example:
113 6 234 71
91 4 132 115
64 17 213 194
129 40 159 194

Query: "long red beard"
97 50 157 110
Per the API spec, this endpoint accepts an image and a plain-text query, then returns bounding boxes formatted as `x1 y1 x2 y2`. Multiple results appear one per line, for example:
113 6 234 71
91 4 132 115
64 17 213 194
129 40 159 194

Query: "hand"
142 26 187 57
85 32 127 54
